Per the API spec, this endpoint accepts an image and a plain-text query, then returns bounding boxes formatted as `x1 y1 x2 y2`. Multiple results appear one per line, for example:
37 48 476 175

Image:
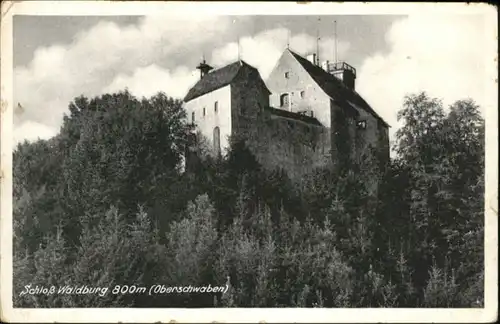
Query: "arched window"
213 126 221 156
280 93 289 108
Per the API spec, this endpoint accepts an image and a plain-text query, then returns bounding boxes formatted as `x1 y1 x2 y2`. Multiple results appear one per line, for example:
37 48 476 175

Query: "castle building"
183 48 390 181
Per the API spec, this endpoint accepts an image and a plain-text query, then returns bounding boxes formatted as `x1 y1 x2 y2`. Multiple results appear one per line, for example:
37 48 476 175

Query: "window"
214 101 218 113
187 132 198 146
191 111 195 123
280 93 289 108
300 90 305 98
356 120 367 130
284 72 290 79
203 107 206 117
213 126 221 156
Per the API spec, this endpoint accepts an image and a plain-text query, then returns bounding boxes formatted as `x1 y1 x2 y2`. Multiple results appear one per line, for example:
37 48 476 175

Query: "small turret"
196 59 214 79
326 61 356 90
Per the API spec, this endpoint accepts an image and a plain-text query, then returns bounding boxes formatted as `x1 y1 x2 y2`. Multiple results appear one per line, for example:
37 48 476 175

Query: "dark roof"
288 50 390 127
265 106 323 126
184 60 269 102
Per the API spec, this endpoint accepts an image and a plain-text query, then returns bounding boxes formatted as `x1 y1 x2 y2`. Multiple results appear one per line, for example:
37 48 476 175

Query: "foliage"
13 91 484 307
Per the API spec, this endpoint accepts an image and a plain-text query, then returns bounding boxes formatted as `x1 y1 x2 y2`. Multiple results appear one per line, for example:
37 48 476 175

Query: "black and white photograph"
0 1 497 323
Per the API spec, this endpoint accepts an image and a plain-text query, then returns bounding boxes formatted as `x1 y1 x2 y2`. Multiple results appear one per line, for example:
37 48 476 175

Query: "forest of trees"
12 90 484 308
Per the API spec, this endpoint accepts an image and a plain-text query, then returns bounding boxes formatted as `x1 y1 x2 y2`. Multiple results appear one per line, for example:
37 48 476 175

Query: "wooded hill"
13 91 484 307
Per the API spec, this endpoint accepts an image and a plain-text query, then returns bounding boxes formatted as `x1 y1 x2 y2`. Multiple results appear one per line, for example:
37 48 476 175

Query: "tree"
12 89 485 308
164 194 219 307
389 92 485 305
60 91 192 245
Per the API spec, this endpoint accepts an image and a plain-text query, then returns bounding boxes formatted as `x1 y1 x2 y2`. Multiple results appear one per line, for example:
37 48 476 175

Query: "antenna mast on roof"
334 20 338 63
237 36 241 61
316 16 321 66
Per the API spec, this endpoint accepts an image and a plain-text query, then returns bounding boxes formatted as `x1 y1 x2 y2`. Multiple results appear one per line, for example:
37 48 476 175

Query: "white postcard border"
1 1 497 323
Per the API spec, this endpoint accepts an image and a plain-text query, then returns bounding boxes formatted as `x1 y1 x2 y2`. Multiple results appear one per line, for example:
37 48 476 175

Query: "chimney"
321 60 330 71
306 53 317 65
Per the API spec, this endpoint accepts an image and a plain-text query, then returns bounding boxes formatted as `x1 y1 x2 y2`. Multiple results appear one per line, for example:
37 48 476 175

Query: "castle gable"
289 50 390 127
266 49 333 127
184 60 270 102
288 50 390 128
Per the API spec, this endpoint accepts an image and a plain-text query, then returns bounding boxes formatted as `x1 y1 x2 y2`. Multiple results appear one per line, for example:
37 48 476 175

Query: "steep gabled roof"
184 60 270 102
265 106 322 126
288 50 390 128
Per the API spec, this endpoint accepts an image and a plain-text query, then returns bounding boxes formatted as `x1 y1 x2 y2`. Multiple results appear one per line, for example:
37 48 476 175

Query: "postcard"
1 1 497 323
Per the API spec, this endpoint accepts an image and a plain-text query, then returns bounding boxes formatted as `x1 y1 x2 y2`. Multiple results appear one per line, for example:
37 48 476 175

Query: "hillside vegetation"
13 91 484 307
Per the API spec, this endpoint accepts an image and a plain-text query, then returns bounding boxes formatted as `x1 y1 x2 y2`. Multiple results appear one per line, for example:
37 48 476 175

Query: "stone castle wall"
248 112 331 181
229 65 332 181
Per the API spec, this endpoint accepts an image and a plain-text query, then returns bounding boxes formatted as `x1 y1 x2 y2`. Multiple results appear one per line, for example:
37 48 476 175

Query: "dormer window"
357 120 367 130
284 72 290 79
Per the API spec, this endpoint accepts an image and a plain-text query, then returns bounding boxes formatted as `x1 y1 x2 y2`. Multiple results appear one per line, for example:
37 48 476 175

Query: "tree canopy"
13 90 484 307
